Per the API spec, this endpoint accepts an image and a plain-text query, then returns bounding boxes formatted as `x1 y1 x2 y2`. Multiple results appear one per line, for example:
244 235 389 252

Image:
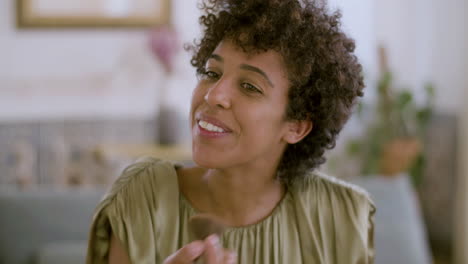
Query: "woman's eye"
241 83 263 94
201 70 220 80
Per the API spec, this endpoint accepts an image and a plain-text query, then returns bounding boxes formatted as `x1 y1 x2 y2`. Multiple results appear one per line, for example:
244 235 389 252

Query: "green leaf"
425 83 435 98
346 140 362 155
396 90 413 110
377 71 392 94
416 108 432 126
409 154 425 187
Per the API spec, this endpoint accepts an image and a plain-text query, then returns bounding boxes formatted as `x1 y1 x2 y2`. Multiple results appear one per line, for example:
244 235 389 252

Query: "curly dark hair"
186 0 365 186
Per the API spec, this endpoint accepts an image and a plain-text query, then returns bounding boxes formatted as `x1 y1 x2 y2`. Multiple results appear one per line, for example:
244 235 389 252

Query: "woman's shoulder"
307 171 373 204
92 157 179 221
288 171 376 262
87 157 180 263
92 156 181 228
290 170 376 225
104 157 178 200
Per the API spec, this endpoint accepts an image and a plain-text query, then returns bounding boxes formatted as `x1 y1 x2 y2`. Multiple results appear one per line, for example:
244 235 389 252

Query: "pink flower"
148 26 180 74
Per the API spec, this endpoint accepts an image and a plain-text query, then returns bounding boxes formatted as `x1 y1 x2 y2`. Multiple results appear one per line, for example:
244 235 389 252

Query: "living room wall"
0 0 380 122
0 0 200 121
375 0 467 115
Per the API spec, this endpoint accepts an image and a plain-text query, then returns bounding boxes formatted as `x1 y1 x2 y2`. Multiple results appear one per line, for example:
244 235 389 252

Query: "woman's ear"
283 120 313 144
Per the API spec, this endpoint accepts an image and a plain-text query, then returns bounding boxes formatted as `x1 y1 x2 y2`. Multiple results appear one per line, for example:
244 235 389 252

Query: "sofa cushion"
35 241 87 264
349 175 432 264
0 186 105 264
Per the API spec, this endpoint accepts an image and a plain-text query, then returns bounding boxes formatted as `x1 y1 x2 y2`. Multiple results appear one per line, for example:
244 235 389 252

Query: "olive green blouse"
86 157 375 264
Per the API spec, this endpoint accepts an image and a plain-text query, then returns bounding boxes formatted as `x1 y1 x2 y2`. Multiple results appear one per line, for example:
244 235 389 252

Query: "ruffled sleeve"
317 172 376 264
337 184 375 264
293 171 376 264
86 157 170 264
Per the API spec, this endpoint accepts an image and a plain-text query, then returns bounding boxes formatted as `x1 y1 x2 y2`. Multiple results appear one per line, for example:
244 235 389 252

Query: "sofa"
0 174 432 264
350 174 433 264
0 186 105 264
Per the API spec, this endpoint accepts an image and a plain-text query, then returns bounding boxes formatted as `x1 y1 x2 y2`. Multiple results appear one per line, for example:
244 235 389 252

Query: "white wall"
375 0 467 114
430 0 467 114
329 0 377 82
0 0 200 121
2 0 465 116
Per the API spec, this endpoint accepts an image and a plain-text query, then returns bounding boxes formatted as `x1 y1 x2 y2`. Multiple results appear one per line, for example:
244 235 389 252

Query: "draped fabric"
86 157 375 264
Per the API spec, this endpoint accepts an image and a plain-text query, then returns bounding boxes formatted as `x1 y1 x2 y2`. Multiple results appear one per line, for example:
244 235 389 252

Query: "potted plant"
346 46 434 185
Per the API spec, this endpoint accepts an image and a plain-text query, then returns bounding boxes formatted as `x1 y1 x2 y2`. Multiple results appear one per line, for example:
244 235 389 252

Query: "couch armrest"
35 241 88 264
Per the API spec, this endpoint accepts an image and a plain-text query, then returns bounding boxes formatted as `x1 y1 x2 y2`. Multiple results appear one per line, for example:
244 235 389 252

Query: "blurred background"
0 0 466 264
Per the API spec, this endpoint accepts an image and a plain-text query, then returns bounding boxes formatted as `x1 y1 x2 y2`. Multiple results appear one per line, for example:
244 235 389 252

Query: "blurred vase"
157 105 190 145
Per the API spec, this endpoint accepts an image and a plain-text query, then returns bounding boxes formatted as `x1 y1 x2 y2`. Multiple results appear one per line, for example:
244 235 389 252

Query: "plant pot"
379 138 421 176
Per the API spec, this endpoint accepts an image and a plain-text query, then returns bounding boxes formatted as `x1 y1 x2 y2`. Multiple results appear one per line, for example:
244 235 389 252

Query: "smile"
198 120 226 133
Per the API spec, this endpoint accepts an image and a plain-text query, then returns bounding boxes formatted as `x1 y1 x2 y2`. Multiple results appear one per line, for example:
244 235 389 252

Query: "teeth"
198 120 225 132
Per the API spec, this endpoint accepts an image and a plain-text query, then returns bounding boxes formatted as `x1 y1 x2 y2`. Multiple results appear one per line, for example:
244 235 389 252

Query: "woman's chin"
192 149 235 169
192 154 221 169
191 142 239 169
192 145 221 168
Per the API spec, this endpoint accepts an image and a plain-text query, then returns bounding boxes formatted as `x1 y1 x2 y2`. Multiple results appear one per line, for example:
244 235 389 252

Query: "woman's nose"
204 79 232 109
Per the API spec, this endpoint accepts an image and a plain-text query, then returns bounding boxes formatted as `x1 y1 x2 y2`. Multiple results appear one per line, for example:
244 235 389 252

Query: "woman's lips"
195 115 232 138
196 114 233 132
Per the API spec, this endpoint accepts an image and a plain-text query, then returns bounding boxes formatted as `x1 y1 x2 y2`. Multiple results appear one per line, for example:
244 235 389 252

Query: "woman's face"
190 40 300 170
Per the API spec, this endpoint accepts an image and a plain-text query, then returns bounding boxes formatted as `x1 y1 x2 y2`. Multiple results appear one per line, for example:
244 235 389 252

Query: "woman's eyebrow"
208 53 274 88
208 54 223 62
240 64 274 88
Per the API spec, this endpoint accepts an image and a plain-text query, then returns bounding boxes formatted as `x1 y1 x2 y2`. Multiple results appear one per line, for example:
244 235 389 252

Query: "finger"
222 250 237 264
164 241 205 264
203 234 223 264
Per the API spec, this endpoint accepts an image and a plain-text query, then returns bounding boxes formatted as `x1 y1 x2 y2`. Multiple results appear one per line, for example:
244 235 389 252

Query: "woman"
87 0 375 263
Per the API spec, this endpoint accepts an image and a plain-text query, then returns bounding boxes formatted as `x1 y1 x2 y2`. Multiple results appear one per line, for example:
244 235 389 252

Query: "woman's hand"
163 235 237 264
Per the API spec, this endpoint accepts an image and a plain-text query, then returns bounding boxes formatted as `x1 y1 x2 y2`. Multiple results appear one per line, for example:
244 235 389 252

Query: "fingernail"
190 243 204 255
228 252 237 263
208 234 220 247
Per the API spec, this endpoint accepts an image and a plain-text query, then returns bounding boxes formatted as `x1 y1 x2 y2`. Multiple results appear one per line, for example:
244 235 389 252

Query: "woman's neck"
178 165 286 227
